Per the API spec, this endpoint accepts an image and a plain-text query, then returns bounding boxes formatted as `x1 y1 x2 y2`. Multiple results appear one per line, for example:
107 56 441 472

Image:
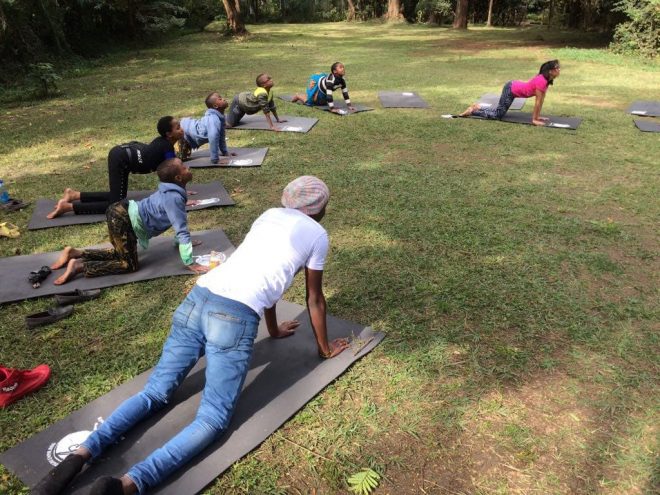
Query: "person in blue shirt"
49 158 208 285
178 92 236 164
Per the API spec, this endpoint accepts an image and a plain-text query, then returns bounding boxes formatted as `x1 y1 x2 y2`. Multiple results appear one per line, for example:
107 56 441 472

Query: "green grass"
1 23 659 494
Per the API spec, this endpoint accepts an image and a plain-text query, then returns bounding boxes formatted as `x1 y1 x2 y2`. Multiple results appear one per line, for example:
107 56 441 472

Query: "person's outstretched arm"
265 304 300 338
305 267 348 358
164 196 207 273
208 118 221 163
532 89 547 126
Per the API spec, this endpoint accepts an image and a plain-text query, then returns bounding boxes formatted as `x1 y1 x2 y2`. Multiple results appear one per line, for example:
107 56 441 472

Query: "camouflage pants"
81 200 139 278
175 138 192 161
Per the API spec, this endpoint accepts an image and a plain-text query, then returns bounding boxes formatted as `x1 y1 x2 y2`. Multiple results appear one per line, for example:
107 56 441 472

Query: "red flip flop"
0 364 51 407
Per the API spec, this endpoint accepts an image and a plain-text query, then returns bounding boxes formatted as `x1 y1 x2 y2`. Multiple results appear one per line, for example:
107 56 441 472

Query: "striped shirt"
318 73 350 108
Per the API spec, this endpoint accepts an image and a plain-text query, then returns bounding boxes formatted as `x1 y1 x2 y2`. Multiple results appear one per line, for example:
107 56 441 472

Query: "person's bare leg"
63 188 81 202
47 199 74 219
51 246 83 269
54 258 84 285
291 94 305 104
459 103 480 117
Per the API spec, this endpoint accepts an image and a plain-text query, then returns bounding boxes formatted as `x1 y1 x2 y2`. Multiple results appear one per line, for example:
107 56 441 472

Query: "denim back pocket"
206 312 247 351
172 299 195 328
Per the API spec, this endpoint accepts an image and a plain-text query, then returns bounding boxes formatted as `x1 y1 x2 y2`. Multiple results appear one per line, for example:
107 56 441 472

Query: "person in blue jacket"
49 158 208 285
178 92 236 164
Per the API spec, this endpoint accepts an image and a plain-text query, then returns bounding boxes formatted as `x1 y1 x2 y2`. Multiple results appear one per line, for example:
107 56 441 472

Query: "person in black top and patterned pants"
47 116 184 218
291 62 356 114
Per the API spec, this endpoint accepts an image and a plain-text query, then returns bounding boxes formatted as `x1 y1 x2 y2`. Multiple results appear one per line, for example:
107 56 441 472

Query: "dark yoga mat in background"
28 182 234 230
378 91 430 108
0 300 384 495
478 93 526 111
227 115 318 133
185 147 268 168
634 119 660 133
0 229 234 305
278 95 374 114
627 100 660 117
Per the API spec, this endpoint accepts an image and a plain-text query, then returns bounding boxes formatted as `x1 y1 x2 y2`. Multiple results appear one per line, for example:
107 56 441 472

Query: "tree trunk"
486 0 494 26
346 0 356 21
222 0 247 34
452 0 469 29
253 0 259 22
385 0 403 21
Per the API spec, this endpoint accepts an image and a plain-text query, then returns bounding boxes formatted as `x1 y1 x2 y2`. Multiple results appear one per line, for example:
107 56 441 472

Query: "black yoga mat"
28 182 234 230
627 100 660 118
0 300 384 495
0 229 233 305
227 115 318 133
185 147 268 168
278 95 374 114
455 112 582 129
378 91 430 108
634 119 660 133
478 93 526 111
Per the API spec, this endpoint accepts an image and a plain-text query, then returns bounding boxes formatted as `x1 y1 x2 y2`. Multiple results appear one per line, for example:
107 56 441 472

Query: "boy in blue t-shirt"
179 92 235 164
49 158 208 285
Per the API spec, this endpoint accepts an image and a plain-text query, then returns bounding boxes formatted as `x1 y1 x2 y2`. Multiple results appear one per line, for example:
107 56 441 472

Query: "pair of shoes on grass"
25 289 101 329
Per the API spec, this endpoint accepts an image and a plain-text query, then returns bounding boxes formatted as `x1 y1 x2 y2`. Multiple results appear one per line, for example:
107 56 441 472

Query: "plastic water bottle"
0 179 9 204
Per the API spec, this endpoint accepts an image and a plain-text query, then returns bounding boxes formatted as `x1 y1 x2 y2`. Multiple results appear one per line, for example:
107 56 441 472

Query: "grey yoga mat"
227 114 318 133
0 300 384 495
627 100 660 118
478 93 526 111
462 112 582 129
27 182 234 230
378 91 430 108
634 119 660 133
185 147 268 168
0 229 234 305
278 95 374 115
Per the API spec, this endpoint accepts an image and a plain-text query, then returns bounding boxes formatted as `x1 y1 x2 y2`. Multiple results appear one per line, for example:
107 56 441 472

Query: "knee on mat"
196 413 229 436
140 389 170 410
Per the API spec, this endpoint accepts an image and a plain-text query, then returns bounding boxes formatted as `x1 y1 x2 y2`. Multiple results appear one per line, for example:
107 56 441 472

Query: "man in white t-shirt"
35 176 349 495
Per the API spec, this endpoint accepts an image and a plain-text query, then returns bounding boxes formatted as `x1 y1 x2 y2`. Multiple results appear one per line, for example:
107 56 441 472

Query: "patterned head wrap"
281 176 330 215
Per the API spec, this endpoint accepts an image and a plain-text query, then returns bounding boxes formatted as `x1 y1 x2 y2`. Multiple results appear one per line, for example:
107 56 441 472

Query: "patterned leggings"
81 200 139 278
472 81 514 120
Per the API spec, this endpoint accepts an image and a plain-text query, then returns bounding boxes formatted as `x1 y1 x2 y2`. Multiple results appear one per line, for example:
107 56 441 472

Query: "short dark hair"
256 73 271 86
539 60 560 85
157 158 183 183
205 92 218 109
157 116 175 138
331 62 343 73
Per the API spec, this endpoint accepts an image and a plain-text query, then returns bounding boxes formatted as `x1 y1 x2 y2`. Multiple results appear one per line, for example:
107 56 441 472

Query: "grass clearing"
1 22 658 494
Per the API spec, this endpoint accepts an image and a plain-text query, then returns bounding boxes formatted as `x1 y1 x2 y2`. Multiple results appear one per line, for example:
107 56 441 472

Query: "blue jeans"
81 285 260 494
472 81 514 120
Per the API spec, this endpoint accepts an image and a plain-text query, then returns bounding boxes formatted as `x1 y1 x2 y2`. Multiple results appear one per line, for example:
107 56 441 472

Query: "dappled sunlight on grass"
0 22 658 495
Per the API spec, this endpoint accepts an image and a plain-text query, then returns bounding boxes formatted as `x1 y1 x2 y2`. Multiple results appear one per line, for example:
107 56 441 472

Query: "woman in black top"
47 116 183 218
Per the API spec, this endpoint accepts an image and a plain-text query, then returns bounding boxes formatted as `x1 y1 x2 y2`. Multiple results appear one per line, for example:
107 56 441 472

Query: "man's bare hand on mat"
319 338 349 359
270 320 300 339
186 199 200 207
187 263 209 274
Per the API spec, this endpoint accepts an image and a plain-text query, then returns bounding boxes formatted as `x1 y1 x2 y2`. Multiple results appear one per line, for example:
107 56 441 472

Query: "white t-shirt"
197 208 329 316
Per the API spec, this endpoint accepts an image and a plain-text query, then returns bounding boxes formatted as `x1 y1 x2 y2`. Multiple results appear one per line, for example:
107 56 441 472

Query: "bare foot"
63 188 80 202
51 246 82 269
47 199 74 219
291 95 304 104
54 259 84 285
459 103 480 117
192 240 202 247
